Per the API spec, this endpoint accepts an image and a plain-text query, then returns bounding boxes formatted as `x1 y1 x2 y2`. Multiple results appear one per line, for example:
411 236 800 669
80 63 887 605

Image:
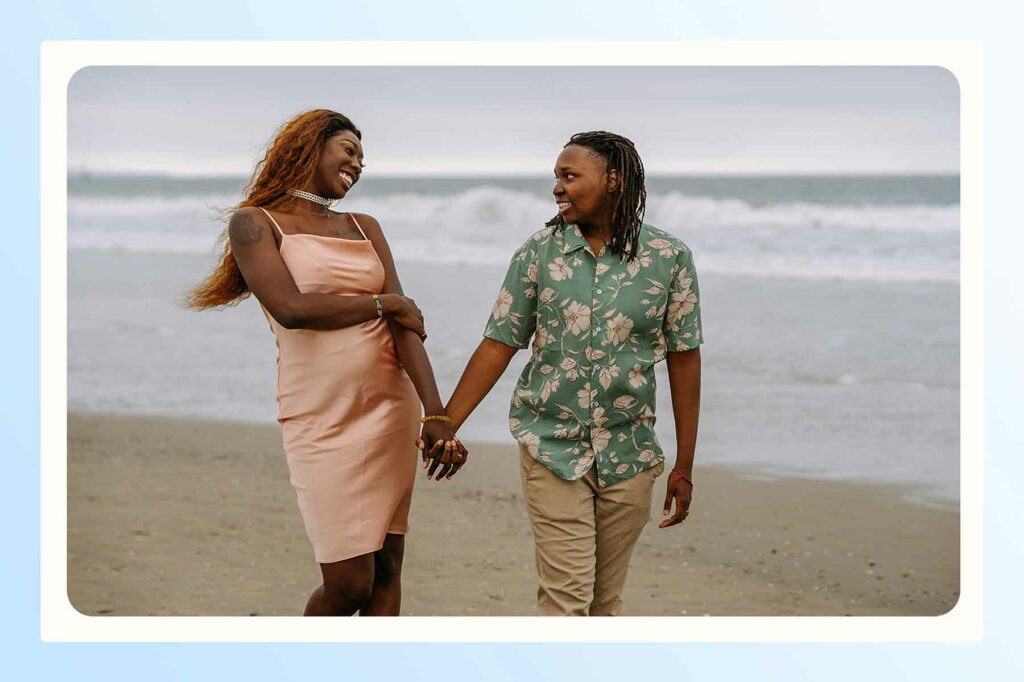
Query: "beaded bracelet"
371 294 384 318
421 415 453 427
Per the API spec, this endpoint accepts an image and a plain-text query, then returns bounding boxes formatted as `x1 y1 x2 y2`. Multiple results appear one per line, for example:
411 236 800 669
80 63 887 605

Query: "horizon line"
68 168 962 179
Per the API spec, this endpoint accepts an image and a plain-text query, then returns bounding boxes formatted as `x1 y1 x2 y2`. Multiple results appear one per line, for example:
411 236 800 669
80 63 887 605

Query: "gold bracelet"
421 415 453 427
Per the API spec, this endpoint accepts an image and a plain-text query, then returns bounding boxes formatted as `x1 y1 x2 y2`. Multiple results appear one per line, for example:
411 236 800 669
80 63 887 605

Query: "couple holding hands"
189 109 702 617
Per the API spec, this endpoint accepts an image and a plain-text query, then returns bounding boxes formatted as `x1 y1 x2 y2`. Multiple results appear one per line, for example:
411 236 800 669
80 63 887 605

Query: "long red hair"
186 109 362 309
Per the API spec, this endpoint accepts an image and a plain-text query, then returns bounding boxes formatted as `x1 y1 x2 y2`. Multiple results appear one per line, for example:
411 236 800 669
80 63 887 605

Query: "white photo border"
41 40 982 642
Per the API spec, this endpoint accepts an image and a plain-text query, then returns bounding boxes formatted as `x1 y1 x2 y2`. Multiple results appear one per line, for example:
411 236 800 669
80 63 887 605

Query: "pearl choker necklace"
287 188 334 207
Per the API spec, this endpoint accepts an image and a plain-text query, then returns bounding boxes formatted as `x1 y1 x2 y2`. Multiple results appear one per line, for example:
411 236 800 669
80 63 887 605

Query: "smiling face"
552 144 618 228
311 130 364 199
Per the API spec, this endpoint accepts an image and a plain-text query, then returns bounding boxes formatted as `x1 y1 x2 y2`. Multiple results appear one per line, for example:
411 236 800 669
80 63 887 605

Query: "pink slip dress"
258 207 420 564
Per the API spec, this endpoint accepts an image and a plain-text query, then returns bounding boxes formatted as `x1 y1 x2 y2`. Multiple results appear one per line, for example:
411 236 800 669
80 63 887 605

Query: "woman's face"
552 144 616 227
313 130 364 199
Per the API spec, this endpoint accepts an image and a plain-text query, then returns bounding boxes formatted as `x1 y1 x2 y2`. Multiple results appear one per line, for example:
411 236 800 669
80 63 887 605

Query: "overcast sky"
68 66 959 176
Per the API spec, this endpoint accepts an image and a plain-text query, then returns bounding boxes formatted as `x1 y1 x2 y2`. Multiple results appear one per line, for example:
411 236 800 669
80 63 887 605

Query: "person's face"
552 144 618 226
314 130 364 199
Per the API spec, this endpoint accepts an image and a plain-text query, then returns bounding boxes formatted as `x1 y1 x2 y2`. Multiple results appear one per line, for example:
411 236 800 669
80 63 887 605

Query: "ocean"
67 173 960 507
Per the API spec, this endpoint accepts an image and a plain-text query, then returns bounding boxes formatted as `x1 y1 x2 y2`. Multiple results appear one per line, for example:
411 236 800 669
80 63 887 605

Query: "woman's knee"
320 557 375 614
322 576 374 614
374 535 406 585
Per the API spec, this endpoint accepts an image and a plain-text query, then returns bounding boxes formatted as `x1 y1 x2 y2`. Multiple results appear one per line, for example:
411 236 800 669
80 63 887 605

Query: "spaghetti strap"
258 207 286 239
348 213 369 241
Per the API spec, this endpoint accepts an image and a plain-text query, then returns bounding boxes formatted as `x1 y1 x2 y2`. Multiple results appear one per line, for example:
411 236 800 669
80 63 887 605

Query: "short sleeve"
662 248 703 351
483 240 539 349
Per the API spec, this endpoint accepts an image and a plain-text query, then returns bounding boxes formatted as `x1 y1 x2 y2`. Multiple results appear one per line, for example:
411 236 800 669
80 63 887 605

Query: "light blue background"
5 1 1019 678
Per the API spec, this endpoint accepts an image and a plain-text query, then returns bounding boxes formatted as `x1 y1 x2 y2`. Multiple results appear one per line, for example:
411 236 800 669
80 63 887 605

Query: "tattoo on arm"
229 212 264 246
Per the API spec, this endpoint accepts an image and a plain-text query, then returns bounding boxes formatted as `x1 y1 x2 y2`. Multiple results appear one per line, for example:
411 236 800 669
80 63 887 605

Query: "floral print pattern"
484 223 703 488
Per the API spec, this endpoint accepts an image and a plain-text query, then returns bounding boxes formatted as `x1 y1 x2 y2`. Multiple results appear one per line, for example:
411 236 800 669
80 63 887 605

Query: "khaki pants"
519 446 664 616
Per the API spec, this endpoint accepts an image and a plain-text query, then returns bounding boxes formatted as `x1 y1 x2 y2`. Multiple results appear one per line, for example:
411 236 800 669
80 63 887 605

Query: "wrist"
443 400 466 433
669 467 694 488
423 413 456 436
422 398 446 416
378 293 399 317
421 412 451 424
672 456 693 477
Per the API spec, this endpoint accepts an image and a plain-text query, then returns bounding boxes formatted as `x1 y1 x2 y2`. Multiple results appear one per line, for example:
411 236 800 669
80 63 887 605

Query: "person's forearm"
445 339 518 432
284 293 399 332
666 348 701 476
387 321 445 416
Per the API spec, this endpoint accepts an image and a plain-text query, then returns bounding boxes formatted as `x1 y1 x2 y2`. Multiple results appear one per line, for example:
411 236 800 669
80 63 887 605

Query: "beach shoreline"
67 412 960 617
70 250 961 507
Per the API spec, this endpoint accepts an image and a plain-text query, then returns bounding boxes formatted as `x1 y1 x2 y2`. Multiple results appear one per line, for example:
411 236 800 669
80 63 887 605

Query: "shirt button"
596 288 603 294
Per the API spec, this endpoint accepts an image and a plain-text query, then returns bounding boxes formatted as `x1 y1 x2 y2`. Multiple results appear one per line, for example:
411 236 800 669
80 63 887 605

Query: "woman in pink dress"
188 109 465 616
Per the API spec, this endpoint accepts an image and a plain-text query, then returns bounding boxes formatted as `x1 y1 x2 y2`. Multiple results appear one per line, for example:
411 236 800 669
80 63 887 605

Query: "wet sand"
67 412 959 617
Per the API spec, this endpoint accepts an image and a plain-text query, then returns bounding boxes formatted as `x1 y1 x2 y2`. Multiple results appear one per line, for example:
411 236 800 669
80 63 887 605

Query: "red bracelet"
670 469 694 489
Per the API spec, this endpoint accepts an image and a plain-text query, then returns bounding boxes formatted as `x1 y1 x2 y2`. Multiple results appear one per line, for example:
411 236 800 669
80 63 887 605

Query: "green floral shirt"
484 223 703 488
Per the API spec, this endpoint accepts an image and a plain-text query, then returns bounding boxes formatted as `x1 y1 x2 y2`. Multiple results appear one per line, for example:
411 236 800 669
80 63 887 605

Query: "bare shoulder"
228 206 272 247
350 212 383 235
351 212 392 252
231 205 270 223
352 212 399 273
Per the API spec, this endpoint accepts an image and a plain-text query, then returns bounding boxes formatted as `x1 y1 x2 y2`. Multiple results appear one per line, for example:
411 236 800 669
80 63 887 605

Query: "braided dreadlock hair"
545 130 646 261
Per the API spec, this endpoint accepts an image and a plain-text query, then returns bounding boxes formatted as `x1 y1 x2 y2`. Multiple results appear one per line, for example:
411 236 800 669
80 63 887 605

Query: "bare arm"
227 207 424 334
660 347 701 529
356 213 447 423
409 337 519 481
667 347 701 477
445 338 519 432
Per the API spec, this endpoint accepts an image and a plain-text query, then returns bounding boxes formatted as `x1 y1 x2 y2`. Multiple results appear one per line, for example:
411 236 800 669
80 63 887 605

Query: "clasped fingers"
425 438 468 481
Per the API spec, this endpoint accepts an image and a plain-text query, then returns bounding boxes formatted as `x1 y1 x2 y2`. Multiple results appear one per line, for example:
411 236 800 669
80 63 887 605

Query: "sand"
67 412 959 617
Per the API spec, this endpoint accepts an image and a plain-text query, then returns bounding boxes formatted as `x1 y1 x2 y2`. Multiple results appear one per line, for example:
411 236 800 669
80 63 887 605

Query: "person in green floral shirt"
424 131 702 616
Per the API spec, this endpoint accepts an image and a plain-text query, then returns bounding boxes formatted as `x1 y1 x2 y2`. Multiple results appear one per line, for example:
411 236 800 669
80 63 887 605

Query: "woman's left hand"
659 471 693 529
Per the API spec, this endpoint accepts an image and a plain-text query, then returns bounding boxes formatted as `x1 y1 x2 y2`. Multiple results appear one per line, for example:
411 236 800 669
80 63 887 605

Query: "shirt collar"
561 224 591 255
560 223 637 256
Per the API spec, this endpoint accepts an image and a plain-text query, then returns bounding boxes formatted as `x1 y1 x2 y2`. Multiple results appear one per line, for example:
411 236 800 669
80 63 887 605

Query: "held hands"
415 420 469 481
660 469 694 529
380 293 427 340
